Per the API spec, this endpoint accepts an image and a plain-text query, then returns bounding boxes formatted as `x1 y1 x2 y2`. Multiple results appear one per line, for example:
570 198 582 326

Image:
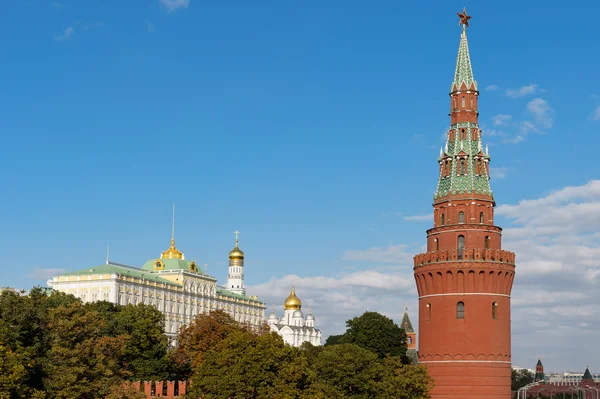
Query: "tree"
335 311 407 361
377 356 433 399
189 331 313 399
324 334 346 346
87 302 169 380
169 310 264 380
310 343 383 398
42 302 129 399
511 368 534 392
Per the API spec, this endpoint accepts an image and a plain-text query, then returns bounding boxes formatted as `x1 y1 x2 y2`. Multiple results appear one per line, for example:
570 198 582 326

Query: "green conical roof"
401 310 414 333
582 367 593 381
452 26 477 92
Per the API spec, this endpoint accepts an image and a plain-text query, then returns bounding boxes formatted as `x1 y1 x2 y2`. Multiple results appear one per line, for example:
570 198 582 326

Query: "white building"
48 231 266 345
267 286 322 347
547 371 600 384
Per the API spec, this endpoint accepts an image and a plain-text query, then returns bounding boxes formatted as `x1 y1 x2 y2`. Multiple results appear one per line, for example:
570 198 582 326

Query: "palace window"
457 301 465 319
457 235 465 259
485 236 490 249
492 302 498 319
480 212 484 224
458 211 465 224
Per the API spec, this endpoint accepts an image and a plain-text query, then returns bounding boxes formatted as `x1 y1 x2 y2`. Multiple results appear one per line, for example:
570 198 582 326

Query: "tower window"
408 336 412 344
461 97 465 108
434 238 439 251
485 236 490 249
458 211 464 224
459 158 466 174
457 302 465 319
457 235 465 259
492 302 498 319
441 214 445 226
480 212 484 224
426 303 431 321
477 159 482 174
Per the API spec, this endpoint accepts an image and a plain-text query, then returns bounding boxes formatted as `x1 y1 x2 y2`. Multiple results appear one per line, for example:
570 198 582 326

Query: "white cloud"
27 266 66 280
485 84 499 91
527 98 554 129
145 19 155 32
403 214 431 222
505 84 538 98
53 27 74 41
590 105 600 121
159 0 189 11
489 166 510 179
492 114 512 126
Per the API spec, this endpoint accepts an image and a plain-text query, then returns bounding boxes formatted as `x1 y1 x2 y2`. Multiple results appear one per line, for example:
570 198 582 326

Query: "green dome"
141 258 203 274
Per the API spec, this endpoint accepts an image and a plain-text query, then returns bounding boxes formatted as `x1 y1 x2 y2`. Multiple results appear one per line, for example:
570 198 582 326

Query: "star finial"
457 8 472 28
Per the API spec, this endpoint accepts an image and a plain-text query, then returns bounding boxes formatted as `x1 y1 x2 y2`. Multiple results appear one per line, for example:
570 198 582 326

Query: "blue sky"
2 0 600 372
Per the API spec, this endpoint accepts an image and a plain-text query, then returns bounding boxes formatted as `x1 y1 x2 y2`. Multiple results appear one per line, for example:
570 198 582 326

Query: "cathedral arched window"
457 302 465 319
492 302 498 319
440 214 445 226
458 211 465 224
457 235 465 259
480 212 485 224
485 236 490 249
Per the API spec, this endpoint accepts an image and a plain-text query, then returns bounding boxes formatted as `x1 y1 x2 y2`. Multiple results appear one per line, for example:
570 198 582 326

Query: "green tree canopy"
511 368 534 391
327 311 408 361
190 330 313 399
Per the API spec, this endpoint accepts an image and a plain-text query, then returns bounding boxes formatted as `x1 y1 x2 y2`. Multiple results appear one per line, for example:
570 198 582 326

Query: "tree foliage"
326 311 408 361
511 368 534 391
0 288 169 398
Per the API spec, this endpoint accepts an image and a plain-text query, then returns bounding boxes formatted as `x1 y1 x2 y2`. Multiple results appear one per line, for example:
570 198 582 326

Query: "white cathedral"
267 286 322 347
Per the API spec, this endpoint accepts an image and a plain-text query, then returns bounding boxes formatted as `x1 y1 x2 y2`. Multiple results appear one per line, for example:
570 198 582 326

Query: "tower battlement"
413 248 515 267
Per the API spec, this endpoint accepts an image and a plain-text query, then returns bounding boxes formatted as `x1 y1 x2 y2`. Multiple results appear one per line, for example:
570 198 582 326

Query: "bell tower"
412 10 516 399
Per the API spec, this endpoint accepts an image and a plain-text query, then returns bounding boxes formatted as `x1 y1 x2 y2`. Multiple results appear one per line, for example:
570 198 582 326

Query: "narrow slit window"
434 238 439 251
457 301 465 319
458 211 465 223
441 214 445 226
427 303 431 321
492 302 498 319
480 212 485 224
460 158 466 174
485 236 490 249
457 235 465 259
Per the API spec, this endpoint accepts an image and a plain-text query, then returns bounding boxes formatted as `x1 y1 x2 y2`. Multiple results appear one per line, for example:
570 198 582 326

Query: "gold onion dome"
284 286 302 310
228 241 244 260
161 238 184 260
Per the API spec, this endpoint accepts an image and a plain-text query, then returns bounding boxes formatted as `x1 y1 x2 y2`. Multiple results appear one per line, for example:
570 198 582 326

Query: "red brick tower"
412 10 516 399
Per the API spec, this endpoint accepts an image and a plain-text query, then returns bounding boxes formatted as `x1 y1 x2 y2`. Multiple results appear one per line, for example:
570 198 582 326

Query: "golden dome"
229 230 244 260
228 242 244 260
161 238 184 260
284 286 302 310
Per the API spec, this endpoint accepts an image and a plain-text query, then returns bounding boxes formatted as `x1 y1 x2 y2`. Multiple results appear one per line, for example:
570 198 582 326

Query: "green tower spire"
435 22 493 202
452 26 477 92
